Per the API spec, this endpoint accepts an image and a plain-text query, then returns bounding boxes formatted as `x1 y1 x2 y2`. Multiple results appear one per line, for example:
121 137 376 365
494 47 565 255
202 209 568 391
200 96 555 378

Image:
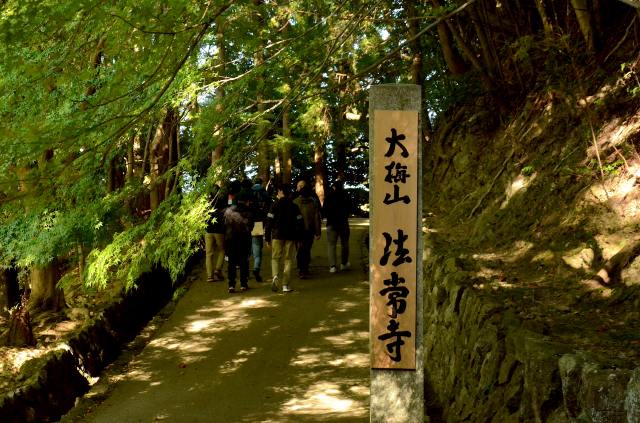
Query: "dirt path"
61 219 370 423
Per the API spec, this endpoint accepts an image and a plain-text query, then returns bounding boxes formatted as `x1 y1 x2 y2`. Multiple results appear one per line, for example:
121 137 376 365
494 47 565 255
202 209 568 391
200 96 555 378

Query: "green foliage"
521 165 535 176
601 160 625 175
511 36 536 64
621 62 640 98
85 191 209 290
172 286 188 302
1 0 632 300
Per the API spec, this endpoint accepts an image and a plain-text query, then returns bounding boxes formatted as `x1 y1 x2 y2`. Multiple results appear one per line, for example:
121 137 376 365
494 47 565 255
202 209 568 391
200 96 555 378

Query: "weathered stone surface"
559 354 584 418
627 367 640 423
0 349 89 423
423 255 637 422
562 246 595 270
0 263 191 423
580 364 630 422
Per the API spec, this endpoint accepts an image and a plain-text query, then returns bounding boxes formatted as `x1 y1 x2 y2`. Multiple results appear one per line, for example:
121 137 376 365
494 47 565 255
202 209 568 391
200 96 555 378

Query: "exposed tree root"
590 237 640 285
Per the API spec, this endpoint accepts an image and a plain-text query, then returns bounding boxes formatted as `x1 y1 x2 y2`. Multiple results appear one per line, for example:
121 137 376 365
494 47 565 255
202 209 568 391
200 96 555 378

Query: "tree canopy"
0 0 637 295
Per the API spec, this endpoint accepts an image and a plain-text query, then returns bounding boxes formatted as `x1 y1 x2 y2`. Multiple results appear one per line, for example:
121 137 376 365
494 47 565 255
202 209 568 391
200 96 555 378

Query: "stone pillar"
369 84 424 422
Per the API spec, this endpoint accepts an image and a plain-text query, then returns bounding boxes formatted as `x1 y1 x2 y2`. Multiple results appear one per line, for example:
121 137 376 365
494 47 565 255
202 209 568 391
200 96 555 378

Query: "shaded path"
62 219 370 423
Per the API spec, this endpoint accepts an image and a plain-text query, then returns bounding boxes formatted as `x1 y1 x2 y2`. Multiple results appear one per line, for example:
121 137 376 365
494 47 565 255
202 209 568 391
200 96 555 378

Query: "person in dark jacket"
250 177 271 282
265 183 304 293
223 191 254 293
205 185 226 282
323 179 351 273
293 184 321 278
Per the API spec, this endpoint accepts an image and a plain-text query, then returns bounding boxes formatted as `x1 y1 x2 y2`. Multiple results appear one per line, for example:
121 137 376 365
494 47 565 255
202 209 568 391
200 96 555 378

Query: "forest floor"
424 82 640 369
427 217 640 366
58 219 371 423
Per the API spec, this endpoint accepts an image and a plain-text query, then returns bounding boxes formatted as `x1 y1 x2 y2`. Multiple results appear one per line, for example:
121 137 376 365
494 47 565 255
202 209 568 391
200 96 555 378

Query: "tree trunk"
77 242 85 285
469 3 501 79
253 0 271 184
407 0 434 140
29 260 65 312
149 123 163 211
535 0 555 36
334 102 347 181
274 150 283 186
443 11 501 107
0 269 19 318
24 151 66 313
80 35 106 111
336 139 347 182
282 102 292 185
430 0 468 76
165 112 179 198
126 134 135 182
571 0 597 52
314 139 328 206
406 0 424 84
149 109 175 210
255 71 270 184
6 291 36 347
212 20 226 167
256 100 271 184
106 158 116 193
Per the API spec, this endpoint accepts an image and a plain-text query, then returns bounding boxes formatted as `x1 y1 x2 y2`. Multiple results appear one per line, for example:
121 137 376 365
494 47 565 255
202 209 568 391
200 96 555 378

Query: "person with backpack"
265 183 304 293
250 177 271 282
223 191 254 293
293 184 321 278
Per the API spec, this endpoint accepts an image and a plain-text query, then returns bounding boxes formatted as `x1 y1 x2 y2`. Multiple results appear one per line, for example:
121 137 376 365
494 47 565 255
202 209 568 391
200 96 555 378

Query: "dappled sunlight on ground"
325 331 368 347
268 277 370 421
142 296 278 366
472 240 535 264
219 347 259 374
282 380 368 416
95 292 284 403
71 222 371 423
291 349 368 369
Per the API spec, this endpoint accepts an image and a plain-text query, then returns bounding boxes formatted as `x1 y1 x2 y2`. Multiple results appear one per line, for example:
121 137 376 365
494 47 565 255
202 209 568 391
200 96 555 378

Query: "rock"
65 307 89 321
434 285 447 306
499 353 519 385
559 354 583 418
562 247 595 270
581 364 630 423
626 367 640 423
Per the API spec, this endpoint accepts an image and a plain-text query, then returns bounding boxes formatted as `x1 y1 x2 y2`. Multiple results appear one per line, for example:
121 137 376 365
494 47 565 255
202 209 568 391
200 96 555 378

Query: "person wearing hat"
223 190 254 293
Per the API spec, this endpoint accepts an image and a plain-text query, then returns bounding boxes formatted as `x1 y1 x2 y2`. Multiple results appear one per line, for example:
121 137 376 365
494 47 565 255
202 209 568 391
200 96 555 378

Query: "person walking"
250 177 271 282
205 186 226 283
293 184 321 279
323 179 351 273
223 191 254 293
265 183 304 293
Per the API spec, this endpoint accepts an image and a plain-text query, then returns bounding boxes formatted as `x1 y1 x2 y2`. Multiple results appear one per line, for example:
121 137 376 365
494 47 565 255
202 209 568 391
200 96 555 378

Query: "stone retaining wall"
0 264 185 423
423 254 640 422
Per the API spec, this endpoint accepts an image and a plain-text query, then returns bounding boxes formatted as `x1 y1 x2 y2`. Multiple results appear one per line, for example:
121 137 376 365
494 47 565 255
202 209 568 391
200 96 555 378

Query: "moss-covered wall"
423 254 640 422
0 265 185 423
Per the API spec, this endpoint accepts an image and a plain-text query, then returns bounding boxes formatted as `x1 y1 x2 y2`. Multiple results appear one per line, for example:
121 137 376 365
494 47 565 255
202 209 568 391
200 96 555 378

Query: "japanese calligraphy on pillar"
371 110 418 370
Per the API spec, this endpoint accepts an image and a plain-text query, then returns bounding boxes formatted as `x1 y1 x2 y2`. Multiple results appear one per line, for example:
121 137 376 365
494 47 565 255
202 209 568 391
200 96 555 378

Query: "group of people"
204 177 351 294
